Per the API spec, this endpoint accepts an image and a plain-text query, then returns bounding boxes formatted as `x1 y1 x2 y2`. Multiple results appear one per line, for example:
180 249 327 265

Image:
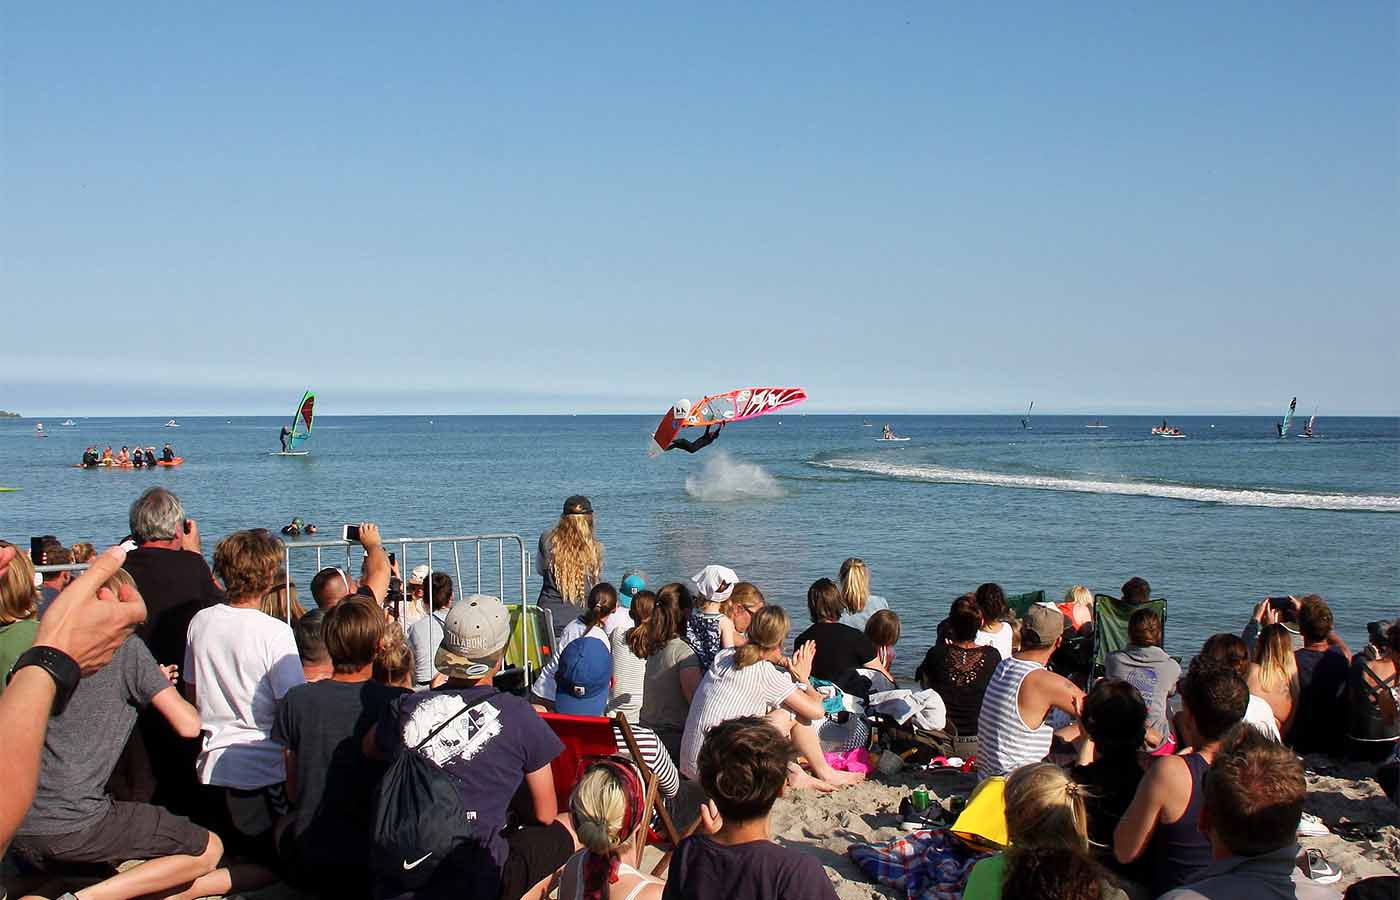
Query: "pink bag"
824 747 873 774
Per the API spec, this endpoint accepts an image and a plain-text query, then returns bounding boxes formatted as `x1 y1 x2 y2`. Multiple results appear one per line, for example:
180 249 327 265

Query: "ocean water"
3 414 1398 670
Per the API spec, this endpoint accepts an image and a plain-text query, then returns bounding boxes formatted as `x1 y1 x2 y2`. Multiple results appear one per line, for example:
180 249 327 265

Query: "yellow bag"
949 777 1007 852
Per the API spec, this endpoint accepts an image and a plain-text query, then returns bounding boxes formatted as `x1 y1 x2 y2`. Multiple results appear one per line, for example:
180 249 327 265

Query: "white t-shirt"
608 627 646 724
975 621 1014 660
604 607 633 637
531 621 607 703
1245 693 1283 742
679 648 800 780
184 604 305 789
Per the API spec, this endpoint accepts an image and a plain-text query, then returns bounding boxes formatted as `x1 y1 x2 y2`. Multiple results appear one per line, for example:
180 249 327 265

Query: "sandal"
1333 821 1384 842
1297 848 1342 884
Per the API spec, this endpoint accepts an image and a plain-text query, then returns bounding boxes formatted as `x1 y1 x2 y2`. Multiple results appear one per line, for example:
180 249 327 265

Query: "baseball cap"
434 594 512 679
408 564 430 585
1021 605 1066 650
618 572 647 609
553 637 612 716
563 495 593 516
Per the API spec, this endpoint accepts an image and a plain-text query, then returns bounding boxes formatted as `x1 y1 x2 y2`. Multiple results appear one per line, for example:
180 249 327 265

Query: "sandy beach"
750 756 1400 898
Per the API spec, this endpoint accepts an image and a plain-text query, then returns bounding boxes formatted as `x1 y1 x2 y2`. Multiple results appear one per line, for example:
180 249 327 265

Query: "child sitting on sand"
684 565 738 670
558 757 664 900
663 717 839 900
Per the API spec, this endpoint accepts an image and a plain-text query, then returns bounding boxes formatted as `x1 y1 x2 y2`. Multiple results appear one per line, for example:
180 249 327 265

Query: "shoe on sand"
1298 848 1342 884
1296 812 1330 837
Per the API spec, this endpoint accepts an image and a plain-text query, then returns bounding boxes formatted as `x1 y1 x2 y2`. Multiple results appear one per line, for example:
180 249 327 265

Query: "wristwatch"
7 646 81 715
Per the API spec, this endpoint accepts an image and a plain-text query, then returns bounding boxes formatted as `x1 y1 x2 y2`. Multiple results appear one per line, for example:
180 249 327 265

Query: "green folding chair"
1004 590 1047 619
1092 593 1167 674
505 603 556 680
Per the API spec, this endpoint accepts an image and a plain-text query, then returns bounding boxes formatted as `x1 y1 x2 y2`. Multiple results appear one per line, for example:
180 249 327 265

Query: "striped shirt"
608 628 646 724
614 722 679 799
975 656 1052 781
678 648 800 780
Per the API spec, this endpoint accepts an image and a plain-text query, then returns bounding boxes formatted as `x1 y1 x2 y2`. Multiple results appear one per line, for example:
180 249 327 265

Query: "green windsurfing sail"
1277 396 1296 438
289 390 315 450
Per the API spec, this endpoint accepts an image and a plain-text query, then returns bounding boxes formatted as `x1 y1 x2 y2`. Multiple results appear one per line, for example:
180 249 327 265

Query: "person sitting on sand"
963 763 1127 900
917 594 1000 761
1071 679 1152 889
557 758 665 900
664 717 840 900
679 605 864 792
864 610 901 686
1158 726 1340 900
638 585 703 763
1120 576 1152 607
1114 658 1248 897
1346 621 1400 763
1248 623 1300 737
724 580 765 645
836 557 890 630
1104 608 1178 749
1198 632 1282 741
1290 596 1353 756
1059 585 1094 631
1001 847 1123 900
531 582 617 708
973 582 1014 660
793 578 880 688
684 565 739 671
976 605 1085 781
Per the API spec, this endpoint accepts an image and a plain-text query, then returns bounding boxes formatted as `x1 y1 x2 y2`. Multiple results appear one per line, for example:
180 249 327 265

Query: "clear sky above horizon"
3 3 1396 417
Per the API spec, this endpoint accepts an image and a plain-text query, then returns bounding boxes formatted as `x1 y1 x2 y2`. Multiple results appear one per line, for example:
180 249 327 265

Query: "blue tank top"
1149 752 1213 896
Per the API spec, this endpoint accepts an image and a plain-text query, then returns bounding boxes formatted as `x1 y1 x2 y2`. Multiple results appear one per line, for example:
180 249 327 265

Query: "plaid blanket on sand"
847 828 991 900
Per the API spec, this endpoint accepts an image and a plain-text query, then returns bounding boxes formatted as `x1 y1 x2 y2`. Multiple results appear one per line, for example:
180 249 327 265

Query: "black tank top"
1149 752 1213 897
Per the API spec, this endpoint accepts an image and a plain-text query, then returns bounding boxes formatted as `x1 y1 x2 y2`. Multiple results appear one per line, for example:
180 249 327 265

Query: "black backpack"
370 690 497 893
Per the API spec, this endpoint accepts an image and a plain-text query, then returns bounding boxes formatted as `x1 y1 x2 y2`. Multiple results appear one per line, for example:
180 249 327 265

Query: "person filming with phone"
308 522 390 610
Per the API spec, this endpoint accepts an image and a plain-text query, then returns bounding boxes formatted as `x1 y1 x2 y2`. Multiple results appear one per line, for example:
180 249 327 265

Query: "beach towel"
848 828 990 900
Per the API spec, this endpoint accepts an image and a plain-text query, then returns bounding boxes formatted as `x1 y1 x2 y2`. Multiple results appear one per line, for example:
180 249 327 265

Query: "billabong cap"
434 594 511 679
1020 605 1065 650
408 565 430 585
563 495 593 516
618 572 646 608
553 637 612 716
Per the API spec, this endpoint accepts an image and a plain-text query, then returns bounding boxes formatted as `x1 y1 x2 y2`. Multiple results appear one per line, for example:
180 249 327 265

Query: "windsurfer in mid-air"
279 425 292 452
669 421 724 454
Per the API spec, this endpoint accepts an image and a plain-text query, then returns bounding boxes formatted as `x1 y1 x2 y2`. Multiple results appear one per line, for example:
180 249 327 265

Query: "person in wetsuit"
279 425 292 452
143 447 157 466
130 446 144 468
81 447 99 468
668 421 724 454
161 443 175 462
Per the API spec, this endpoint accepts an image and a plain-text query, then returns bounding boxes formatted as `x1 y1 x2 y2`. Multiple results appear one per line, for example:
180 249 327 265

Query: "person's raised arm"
0 543 146 851
523 763 559 825
149 686 201 739
357 523 390 603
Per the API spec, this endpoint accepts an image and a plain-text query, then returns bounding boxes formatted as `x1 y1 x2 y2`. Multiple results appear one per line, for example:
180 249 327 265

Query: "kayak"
0 487 18 492
156 457 184 467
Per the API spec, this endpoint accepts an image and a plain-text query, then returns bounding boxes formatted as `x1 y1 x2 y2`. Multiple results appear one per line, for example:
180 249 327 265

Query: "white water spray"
684 450 785 501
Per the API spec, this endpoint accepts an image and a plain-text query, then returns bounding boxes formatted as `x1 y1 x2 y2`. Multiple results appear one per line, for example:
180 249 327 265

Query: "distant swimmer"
280 425 292 452
162 443 175 463
669 421 724 454
281 516 317 536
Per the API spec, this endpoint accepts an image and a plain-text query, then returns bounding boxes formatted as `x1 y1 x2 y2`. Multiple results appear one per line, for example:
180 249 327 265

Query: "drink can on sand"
912 786 930 811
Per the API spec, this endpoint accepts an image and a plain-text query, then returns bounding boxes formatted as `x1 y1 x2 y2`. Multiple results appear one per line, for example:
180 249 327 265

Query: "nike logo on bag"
403 853 432 870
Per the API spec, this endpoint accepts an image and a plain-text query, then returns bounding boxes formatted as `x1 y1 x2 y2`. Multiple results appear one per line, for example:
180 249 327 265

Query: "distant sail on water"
1020 401 1033 430
289 390 315 450
1277 396 1297 438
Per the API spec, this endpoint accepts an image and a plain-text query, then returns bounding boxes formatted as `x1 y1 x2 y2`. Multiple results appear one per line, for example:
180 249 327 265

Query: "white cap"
408 564 431 585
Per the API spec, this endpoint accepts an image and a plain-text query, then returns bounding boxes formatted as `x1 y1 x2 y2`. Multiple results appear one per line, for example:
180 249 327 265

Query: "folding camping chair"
540 712 686 876
504 603 555 677
1091 593 1168 684
1004 590 1046 620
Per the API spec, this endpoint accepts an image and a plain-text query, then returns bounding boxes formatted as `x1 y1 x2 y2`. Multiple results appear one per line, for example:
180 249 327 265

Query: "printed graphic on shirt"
402 694 502 767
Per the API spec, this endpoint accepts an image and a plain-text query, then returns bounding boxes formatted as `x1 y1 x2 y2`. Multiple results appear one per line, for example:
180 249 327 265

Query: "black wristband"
8 645 81 716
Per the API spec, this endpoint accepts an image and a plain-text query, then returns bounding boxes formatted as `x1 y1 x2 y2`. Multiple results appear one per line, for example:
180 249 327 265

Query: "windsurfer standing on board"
665 399 725 454
279 425 292 452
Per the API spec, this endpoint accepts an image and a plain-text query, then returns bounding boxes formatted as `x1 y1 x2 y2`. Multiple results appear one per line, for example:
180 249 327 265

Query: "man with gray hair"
120 487 223 813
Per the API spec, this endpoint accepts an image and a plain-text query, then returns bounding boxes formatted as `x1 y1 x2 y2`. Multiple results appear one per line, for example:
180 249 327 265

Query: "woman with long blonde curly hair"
537 495 604 639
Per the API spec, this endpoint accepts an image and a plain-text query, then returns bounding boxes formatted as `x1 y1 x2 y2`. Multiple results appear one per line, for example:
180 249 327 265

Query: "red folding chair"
541 712 688 876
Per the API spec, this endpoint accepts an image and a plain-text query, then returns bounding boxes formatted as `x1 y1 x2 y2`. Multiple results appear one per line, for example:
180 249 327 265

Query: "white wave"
811 458 1400 512
685 450 785 501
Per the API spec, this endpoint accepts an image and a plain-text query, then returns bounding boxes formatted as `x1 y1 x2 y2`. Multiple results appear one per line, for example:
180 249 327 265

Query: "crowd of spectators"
0 489 1395 900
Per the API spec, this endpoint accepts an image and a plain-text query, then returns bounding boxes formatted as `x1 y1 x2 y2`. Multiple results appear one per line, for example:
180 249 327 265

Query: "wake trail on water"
811 458 1400 512
685 450 785 501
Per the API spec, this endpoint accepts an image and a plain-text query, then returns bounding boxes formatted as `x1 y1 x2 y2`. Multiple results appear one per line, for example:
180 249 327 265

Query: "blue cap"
553 637 612 716
618 573 647 609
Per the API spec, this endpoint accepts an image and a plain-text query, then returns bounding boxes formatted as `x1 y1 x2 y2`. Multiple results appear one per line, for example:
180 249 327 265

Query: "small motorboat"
164 419 180 428
60 419 76 427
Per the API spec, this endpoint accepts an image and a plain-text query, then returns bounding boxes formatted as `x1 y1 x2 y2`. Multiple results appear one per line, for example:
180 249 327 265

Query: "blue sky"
3 3 1395 416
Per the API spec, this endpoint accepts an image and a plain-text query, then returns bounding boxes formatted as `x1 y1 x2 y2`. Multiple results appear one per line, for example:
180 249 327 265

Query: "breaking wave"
810 458 1400 512
685 451 785 501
